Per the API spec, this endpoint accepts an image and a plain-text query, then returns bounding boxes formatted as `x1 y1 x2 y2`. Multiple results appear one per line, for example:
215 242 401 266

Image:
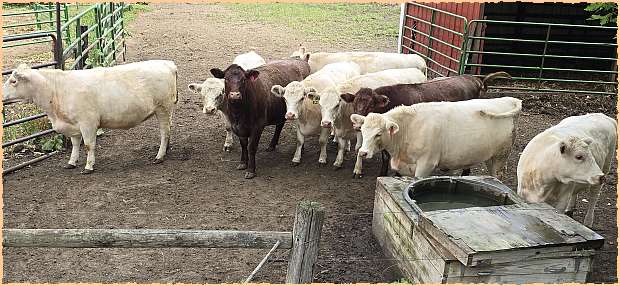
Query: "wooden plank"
446 271 589 283
447 256 592 278
3 229 292 249
286 201 325 284
471 246 593 266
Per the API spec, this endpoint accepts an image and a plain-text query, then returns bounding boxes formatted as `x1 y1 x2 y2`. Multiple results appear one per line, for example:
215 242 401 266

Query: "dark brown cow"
341 72 511 117
341 71 511 177
211 57 311 179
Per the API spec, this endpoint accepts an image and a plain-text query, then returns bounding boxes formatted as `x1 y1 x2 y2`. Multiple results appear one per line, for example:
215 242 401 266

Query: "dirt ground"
2 3 618 283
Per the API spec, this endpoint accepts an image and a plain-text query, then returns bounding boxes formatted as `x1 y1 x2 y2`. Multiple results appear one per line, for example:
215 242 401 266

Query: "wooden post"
285 201 325 284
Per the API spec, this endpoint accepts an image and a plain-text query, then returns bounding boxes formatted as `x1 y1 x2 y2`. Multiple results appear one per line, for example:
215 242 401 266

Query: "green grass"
223 3 400 44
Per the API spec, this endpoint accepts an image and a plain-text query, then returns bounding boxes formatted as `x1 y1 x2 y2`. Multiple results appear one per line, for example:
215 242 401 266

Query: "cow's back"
251 59 311 125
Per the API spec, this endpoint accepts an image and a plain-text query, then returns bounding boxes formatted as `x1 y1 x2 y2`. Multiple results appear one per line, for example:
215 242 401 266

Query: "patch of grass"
223 3 400 44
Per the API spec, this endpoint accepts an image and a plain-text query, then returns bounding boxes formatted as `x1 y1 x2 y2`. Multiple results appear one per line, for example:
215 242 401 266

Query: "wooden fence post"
285 201 325 284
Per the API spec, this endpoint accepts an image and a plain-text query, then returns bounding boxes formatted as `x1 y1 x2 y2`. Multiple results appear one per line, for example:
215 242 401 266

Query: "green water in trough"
407 177 515 212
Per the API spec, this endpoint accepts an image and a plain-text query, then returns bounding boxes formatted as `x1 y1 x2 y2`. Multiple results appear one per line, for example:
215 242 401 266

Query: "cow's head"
188 78 225 114
210 64 259 102
556 136 605 185
351 113 399 159
341 87 390 123
2 64 36 105
318 87 342 128
271 81 317 121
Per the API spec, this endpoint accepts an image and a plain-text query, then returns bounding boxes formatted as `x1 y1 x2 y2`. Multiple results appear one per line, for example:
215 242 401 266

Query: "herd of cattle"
2 46 616 228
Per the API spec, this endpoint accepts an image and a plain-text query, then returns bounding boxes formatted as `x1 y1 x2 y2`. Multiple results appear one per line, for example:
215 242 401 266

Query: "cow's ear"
583 137 593 145
188 83 203 93
350 114 366 126
304 87 317 97
271 85 285 97
303 53 311 62
210 68 225 79
559 142 567 154
376 94 390 108
340 93 355 103
386 120 400 136
247 70 260 81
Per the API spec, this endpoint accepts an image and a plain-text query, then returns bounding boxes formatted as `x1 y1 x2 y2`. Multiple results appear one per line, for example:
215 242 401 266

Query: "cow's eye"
375 133 381 138
576 155 584 161
9 79 16 85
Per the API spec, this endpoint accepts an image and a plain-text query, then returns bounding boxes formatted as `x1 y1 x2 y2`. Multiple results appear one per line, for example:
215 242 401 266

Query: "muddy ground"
2 3 618 283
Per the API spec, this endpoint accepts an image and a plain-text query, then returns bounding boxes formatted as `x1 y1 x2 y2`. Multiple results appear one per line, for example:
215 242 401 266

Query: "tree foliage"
585 3 618 26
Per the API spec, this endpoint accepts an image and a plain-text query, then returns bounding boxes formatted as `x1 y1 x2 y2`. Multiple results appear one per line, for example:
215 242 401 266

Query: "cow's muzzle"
285 112 297 120
229 92 241 100
321 121 332 128
203 106 217 114
591 174 606 185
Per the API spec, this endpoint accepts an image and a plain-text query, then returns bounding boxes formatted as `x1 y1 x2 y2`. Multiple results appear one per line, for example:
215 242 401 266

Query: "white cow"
318 68 427 176
517 113 617 228
271 61 361 165
188 51 266 151
351 97 522 179
291 46 427 75
2 60 178 173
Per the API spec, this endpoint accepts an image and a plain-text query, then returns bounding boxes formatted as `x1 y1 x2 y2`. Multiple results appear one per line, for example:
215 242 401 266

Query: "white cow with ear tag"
188 51 266 151
271 61 361 165
517 113 617 228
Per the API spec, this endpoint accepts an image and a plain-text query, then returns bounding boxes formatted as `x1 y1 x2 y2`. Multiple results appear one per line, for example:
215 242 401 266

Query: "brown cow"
210 57 311 179
341 71 511 177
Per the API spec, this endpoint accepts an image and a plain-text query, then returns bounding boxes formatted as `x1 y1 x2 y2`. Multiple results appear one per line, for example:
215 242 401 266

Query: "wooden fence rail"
2 201 324 284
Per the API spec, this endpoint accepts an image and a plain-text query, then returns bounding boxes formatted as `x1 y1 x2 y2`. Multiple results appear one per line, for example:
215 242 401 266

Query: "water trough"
372 176 604 283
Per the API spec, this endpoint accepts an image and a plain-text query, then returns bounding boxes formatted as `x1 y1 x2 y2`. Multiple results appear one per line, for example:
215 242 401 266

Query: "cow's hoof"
237 163 247 170
353 173 364 179
291 161 301 167
266 146 276 152
80 169 94 175
223 146 232 152
244 172 256 179
153 158 164 164
64 164 77 169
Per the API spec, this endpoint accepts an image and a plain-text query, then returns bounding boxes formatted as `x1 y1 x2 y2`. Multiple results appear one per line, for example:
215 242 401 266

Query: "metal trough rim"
402 176 518 212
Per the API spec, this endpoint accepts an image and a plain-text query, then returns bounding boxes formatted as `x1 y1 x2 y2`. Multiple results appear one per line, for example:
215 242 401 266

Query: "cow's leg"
292 127 304 166
237 136 249 170
246 127 264 179
584 185 604 228
352 152 364 179
333 137 347 170
223 115 234 152
318 127 329 165
266 122 284 152
79 125 97 174
153 110 172 164
64 135 82 169
379 150 390 176
413 158 436 179
355 132 362 152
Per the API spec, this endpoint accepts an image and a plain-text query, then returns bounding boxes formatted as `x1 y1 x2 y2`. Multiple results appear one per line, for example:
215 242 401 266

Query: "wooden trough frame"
3 201 325 284
373 176 604 284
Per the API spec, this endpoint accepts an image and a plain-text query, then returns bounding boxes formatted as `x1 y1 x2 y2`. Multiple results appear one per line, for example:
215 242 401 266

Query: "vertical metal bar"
55 2 64 70
537 25 552 88
397 3 406 53
75 18 82 69
47 3 53 30
120 3 127 61
95 4 103 67
33 3 42 30
458 19 469 75
426 10 436 67
110 3 117 64
63 3 70 46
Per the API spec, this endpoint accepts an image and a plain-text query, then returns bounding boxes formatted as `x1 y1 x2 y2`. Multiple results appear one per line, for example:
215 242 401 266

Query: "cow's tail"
481 71 511 90
479 99 522 118
171 64 179 104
